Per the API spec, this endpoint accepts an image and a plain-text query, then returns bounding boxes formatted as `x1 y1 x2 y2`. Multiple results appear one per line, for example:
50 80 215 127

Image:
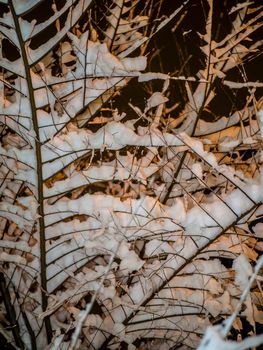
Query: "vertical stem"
8 0 52 343
0 273 25 349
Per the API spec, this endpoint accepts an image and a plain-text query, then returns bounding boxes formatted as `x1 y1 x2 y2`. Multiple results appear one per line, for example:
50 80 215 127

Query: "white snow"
0 251 26 265
258 109 263 139
145 92 168 112
233 254 253 292
197 326 263 350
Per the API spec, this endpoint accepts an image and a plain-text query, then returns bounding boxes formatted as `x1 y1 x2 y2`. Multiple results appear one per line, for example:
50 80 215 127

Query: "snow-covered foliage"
0 0 262 349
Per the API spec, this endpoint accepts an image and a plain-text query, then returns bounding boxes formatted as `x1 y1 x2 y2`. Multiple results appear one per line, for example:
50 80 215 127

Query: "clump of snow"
145 92 168 112
138 72 169 82
191 162 203 179
257 109 263 139
0 251 26 265
233 254 253 292
219 137 240 152
118 241 144 272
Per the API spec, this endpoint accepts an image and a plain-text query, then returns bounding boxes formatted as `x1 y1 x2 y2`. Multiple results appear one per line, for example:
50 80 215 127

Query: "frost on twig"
198 255 263 350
